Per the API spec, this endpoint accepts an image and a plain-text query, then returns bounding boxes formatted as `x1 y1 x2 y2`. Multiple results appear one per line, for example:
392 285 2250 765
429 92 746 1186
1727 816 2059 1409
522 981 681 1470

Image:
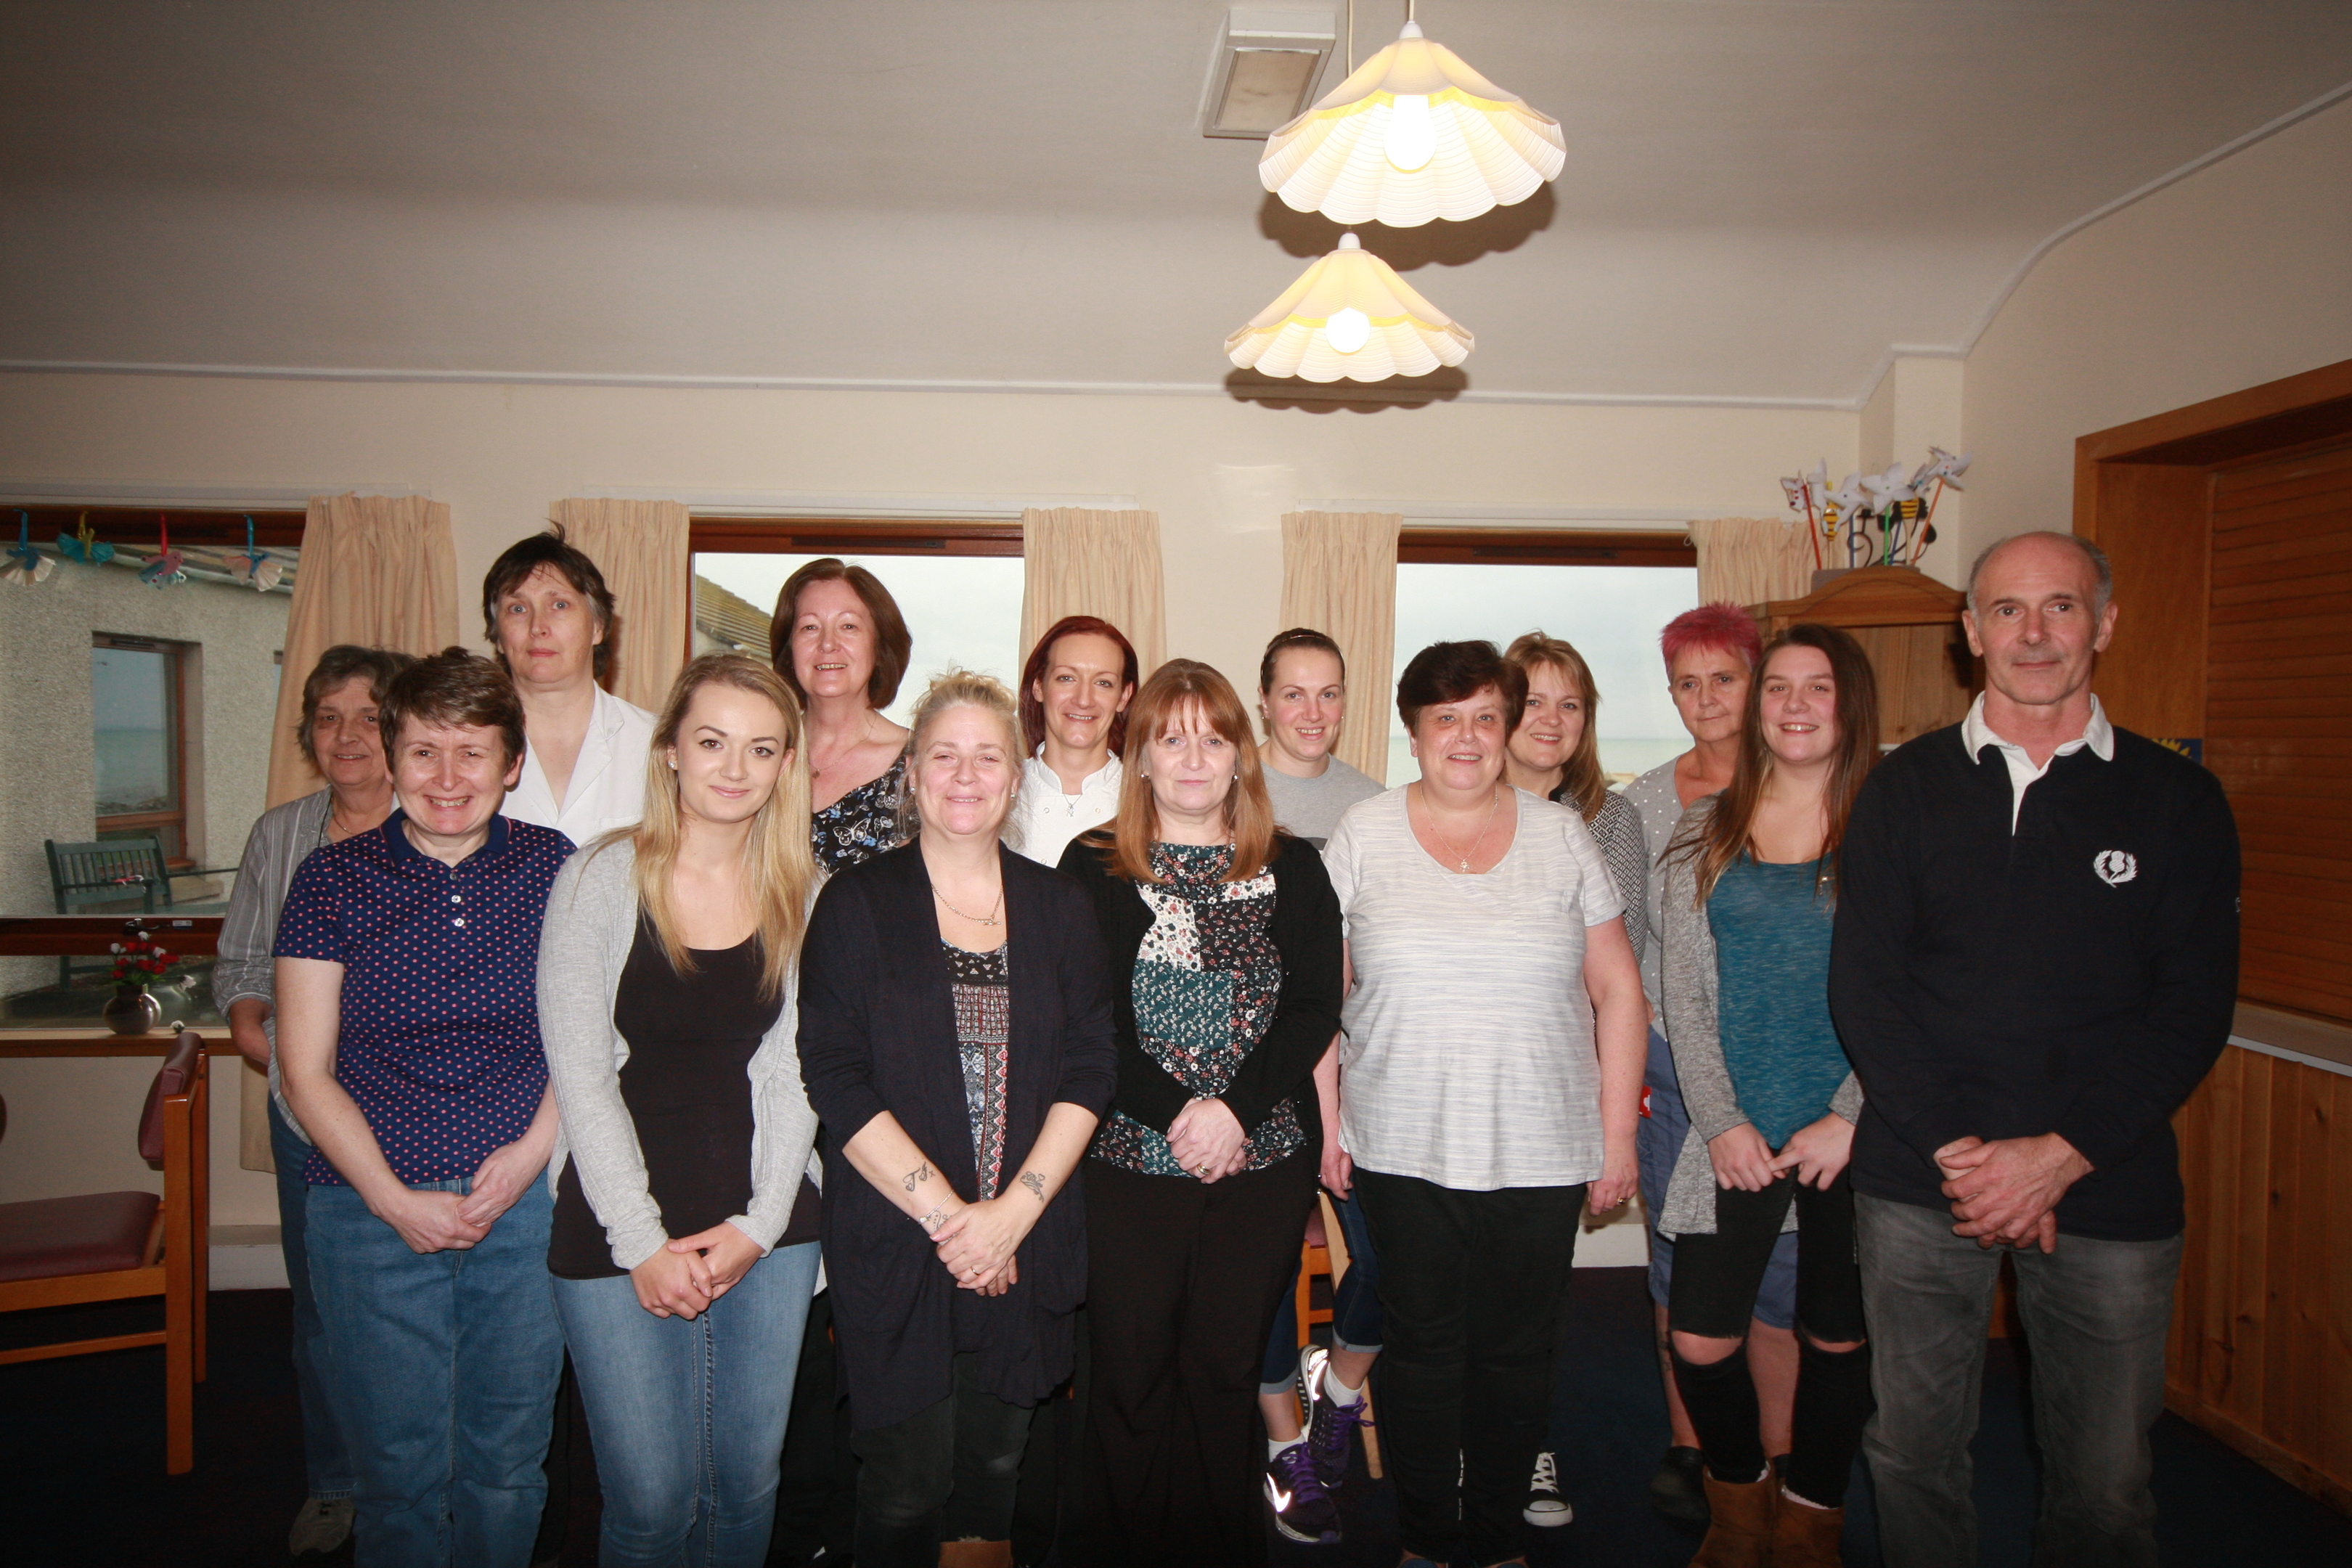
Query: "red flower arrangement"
110 923 173 995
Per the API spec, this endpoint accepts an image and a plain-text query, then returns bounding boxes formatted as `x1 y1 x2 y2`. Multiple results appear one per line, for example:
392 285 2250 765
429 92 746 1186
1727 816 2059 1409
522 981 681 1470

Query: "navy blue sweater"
1829 722 2239 1241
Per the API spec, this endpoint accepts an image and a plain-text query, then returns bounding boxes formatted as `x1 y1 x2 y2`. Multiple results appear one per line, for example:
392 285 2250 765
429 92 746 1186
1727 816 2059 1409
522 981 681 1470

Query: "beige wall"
1961 95 2352 555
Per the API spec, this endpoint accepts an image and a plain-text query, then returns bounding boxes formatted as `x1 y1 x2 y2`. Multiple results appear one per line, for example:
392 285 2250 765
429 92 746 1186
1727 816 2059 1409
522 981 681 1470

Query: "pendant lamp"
1259 19 1564 227
1226 232 1473 383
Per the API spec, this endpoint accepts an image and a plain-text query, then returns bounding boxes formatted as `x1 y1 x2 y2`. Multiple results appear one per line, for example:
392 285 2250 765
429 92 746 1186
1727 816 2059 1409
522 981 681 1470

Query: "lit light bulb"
1325 306 1372 354
1384 94 1435 172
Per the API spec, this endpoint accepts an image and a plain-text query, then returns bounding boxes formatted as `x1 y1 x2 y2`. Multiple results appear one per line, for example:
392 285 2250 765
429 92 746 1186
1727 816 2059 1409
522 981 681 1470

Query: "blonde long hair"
621 654 817 1000
1094 659 1279 884
897 668 1025 843
1503 632 1608 822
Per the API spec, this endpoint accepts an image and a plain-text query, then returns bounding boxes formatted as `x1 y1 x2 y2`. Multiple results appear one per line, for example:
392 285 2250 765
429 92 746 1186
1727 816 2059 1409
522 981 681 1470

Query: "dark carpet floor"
3 1268 2345 1567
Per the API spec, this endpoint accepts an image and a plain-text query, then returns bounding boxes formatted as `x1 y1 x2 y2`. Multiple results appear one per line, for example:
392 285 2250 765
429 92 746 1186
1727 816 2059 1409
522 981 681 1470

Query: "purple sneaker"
1265 1442 1339 1544
1304 1369 1368 1489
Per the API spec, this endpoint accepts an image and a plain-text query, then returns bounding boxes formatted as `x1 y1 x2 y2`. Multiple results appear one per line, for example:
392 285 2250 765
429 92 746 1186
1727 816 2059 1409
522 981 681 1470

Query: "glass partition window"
1388 563 1701 786
92 637 187 859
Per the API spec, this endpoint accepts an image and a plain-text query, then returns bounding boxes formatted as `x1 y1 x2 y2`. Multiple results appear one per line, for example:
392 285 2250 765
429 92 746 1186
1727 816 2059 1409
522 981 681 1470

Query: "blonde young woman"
797 671 1117 1568
538 655 825 1568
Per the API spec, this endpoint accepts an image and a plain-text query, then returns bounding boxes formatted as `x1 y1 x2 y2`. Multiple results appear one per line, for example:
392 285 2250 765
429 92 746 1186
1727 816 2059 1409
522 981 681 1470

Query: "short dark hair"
1018 615 1142 756
379 648 526 767
766 559 913 711
295 645 415 768
1258 627 1347 694
481 526 617 679
1395 640 1527 736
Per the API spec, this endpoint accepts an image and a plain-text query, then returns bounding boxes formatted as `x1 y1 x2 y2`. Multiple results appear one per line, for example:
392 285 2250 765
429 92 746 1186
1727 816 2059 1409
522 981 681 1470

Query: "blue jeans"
552 1241 822 1568
1259 1187 1382 1393
307 1174 565 1568
272 1098 355 1501
1857 1193 2181 1568
1638 1026 1799 1329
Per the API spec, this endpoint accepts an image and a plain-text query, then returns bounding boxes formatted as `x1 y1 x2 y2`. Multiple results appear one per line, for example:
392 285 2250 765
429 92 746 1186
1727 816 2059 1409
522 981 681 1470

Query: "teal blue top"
1707 855 1847 1148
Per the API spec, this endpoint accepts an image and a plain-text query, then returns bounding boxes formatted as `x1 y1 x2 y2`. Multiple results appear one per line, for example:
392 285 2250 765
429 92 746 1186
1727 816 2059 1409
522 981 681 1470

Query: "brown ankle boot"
1687 1470 1776 1567
938 1541 1012 1568
1769 1491 1845 1567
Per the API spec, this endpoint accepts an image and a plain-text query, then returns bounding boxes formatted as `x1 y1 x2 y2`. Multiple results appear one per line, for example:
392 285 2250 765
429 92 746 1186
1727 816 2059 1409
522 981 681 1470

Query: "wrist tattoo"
918 1204 948 1235
902 1161 933 1193
1019 1170 1047 1203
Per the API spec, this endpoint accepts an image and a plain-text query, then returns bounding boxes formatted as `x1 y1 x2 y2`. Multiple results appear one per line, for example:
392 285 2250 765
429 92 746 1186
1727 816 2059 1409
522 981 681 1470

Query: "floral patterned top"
1088 841 1302 1179
943 941 1012 1200
811 754 907 875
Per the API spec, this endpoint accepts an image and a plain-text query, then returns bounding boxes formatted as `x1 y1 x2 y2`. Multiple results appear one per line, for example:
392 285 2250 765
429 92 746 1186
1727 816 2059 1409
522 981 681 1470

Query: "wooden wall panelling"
2075 461 2212 738
2167 1047 2351 1514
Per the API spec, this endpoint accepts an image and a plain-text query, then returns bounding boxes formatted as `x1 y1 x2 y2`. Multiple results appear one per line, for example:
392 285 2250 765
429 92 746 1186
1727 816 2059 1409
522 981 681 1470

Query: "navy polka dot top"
275 811 575 1185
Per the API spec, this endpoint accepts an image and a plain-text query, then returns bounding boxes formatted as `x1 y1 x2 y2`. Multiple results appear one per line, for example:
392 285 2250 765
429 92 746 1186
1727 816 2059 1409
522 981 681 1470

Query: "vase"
102 989 163 1036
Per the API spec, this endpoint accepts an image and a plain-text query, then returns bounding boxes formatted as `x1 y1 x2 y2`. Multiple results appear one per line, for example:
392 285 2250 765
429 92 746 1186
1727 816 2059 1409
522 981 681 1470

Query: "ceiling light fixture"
1258 5 1565 226
1202 7 1341 139
1225 232 1472 382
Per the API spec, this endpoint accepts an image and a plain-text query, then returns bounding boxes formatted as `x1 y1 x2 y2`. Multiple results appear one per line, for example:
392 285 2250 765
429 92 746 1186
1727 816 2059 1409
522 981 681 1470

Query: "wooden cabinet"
1744 565 1979 746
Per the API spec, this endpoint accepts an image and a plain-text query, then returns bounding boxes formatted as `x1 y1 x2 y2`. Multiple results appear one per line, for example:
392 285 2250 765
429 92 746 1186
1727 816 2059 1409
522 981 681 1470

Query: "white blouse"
1009 751 1124 870
504 685 658 846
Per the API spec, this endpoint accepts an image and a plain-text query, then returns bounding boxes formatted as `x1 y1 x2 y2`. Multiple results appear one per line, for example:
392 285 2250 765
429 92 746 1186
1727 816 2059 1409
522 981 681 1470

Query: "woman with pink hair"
1617 603 1804 1526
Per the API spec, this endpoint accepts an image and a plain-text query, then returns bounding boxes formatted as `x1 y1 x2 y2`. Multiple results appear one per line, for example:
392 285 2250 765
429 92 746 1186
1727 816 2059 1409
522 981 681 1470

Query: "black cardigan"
1829 723 2239 1241
1055 830 1344 1143
796 841 1118 1431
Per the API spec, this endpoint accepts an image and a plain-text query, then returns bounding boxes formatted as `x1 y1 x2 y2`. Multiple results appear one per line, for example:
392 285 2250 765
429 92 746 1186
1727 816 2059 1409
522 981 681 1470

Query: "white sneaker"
1523 1450 1573 1527
288 1495 355 1556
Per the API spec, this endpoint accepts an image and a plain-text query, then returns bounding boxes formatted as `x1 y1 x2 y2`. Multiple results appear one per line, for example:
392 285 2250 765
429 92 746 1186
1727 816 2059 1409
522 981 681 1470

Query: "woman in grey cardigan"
538 654 823 1568
1655 624 1879 1568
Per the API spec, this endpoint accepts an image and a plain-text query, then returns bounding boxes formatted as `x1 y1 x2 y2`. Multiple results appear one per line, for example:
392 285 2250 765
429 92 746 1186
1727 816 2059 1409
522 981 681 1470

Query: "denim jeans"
1638 1025 1800 1328
1259 1186 1383 1393
852 1351 1037 1568
1856 1193 2183 1568
272 1098 355 1502
1354 1170 1585 1567
552 1241 820 1568
307 1173 565 1568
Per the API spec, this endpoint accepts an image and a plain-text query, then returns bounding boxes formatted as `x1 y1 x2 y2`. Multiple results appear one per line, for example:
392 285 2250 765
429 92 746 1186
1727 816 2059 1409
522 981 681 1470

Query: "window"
91 635 189 862
1389 529 1700 785
689 519 1026 724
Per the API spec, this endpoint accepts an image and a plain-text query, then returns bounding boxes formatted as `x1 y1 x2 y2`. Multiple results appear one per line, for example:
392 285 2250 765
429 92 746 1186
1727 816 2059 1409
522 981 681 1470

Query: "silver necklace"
1424 785 1502 873
933 884 1005 926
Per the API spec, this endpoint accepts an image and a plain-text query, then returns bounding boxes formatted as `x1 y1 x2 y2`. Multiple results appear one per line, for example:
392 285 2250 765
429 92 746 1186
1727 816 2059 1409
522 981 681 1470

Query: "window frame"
90 632 193 867
1397 526 1696 568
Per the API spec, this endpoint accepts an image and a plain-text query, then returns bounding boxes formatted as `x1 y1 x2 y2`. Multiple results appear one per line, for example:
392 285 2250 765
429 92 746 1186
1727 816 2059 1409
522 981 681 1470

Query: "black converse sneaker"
1523 1449 1573 1526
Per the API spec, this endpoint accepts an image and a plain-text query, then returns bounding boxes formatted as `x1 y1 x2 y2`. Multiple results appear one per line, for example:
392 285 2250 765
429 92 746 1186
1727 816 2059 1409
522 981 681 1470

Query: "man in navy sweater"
1831 531 2239 1568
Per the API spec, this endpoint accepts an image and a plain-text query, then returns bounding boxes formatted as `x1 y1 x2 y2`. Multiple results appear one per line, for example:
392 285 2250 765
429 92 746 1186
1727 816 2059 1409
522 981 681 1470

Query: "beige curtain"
1018 508 1167 676
547 498 690 712
264 494 459 809
1686 516 1816 610
1280 510 1402 783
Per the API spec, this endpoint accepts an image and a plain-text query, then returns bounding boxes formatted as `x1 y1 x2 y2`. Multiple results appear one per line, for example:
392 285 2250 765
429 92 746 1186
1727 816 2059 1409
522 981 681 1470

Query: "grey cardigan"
212 789 336 1139
537 838 820 1271
1656 796 1862 1238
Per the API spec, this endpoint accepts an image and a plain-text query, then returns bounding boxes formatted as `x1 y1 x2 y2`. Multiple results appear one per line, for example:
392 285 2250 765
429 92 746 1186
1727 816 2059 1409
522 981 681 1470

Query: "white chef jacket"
505 684 658 844
1009 751 1124 870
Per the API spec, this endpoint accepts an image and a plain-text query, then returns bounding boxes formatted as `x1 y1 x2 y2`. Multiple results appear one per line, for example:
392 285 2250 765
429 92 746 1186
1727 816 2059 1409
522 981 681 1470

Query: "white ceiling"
4 1 2349 406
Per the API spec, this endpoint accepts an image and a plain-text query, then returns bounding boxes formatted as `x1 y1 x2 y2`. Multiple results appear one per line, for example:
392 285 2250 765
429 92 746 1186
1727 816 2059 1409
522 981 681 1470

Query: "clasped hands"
1932 1132 2092 1254
1706 1111 1855 1194
376 1134 547 1256
1167 1096 1247 1183
630 1222 767 1319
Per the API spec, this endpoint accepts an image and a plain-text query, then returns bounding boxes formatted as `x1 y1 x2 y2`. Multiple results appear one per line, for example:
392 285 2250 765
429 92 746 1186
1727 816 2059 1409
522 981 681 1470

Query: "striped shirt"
1324 787 1623 1191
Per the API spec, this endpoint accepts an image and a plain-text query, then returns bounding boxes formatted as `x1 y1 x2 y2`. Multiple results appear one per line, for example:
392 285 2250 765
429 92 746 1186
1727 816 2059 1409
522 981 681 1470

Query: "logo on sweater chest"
2093 849 2139 887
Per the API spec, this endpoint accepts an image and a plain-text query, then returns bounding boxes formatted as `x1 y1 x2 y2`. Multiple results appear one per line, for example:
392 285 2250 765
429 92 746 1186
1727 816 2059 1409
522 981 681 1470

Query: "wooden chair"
0 1031 211 1472
1292 1192 1382 1478
44 837 174 987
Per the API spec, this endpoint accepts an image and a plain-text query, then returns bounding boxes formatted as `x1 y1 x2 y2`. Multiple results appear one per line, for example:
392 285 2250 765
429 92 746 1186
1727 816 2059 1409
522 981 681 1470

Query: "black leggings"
1667 1172 1871 1507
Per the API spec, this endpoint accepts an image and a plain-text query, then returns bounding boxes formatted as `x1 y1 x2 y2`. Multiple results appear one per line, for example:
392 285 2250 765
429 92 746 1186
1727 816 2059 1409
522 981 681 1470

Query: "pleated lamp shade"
1259 20 1565 227
1225 232 1473 383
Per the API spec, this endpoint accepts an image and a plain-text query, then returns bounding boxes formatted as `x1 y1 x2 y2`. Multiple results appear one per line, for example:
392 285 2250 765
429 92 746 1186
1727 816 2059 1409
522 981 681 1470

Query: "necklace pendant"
1458 857 1470 872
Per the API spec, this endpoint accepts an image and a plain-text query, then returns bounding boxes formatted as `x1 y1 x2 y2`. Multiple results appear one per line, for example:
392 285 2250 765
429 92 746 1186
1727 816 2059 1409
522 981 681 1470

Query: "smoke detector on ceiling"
1201 6 1339 139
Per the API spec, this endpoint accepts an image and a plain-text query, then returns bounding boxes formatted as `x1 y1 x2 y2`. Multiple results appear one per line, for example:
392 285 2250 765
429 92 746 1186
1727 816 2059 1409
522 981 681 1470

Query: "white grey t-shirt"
1618 758 1688 1038
1323 786 1625 1191
1261 756 1384 848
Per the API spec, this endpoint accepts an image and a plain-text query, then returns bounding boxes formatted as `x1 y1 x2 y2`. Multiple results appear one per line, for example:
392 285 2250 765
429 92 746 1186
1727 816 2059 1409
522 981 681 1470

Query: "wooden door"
2205 441 2352 1024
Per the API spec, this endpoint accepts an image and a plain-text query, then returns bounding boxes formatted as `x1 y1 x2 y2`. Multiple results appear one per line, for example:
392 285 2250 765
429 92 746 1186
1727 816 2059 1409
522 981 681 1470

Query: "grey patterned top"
211 789 336 1139
1556 785 1648 968
1618 759 1687 1040
944 941 1012 1201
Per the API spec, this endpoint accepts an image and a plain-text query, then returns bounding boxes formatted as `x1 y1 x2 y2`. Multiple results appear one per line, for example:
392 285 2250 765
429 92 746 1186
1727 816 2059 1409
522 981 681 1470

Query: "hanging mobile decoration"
139 513 189 589
56 510 115 565
223 515 283 591
4 510 55 585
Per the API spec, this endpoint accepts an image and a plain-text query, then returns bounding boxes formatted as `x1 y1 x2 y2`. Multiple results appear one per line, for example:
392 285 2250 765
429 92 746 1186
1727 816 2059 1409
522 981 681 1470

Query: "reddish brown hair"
767 559 913 711
1086 659 1279 885
1018 616 1140 756
1659 601 1763 671
380 648 526 768
1504 632 1607 822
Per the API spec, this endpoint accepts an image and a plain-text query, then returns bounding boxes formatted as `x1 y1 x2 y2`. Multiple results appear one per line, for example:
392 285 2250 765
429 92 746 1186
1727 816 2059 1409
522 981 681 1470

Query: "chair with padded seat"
0 1030 211 1472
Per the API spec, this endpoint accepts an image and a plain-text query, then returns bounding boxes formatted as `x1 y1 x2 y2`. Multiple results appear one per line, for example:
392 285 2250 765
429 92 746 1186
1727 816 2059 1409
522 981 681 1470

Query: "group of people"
214 523 2238 1568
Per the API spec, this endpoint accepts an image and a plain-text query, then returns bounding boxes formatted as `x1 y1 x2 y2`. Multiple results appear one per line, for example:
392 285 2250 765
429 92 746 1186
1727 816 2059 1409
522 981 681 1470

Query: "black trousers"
1668 1172 1871 1508
1352 1170 1586 1567
850 1352 1037 1568
1077 1151 1318 1568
